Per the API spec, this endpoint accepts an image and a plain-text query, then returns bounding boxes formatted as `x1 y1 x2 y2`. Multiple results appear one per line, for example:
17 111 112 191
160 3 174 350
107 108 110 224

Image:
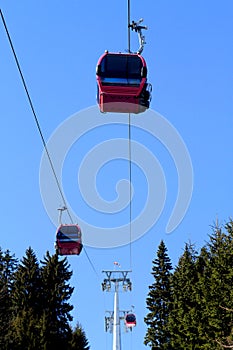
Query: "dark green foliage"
144 240 173 349
69 323 90 350
8 247 43 349
203 221 233 348
11 247 41 311
0 248 18 349
0 247 89 350
168 243 201 349
40 251 74 349
144 220 233 349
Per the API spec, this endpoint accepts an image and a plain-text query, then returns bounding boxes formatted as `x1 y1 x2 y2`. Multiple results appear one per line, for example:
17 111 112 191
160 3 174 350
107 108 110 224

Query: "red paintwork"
57 243 83 256
96 52 148 114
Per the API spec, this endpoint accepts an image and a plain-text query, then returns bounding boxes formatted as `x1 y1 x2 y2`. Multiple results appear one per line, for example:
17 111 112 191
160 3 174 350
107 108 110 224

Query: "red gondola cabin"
55 224 83 256
125 313 137 328
96 52 152 114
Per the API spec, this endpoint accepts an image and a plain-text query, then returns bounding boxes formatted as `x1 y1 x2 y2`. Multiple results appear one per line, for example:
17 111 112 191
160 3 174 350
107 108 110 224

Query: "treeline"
144 219 233 349
0 247 89 350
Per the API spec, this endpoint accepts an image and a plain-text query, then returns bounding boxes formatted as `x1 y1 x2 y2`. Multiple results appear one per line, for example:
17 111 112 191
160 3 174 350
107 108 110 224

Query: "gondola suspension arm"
129 18 148 54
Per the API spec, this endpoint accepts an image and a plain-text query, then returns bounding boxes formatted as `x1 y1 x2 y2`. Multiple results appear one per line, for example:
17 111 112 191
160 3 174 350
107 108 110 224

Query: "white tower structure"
113 281 121 350
102 269 132 350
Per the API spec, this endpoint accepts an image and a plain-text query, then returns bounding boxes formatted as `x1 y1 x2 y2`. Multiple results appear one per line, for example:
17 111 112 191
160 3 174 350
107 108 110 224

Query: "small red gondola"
125 313 137 328
55 224 83 256
96 51 152 114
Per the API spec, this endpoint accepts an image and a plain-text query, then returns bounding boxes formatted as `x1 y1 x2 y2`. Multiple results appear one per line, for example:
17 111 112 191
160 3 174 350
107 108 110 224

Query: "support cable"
0 9 73 223
127 9 135 348
127 0 132 272
128 113 132 271
83 247 100 278
0 9 100 278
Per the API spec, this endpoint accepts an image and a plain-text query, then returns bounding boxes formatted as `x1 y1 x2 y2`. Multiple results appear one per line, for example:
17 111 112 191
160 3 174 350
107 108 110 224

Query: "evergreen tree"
144 220 233 349
0 246 89 350
8 247 42 349
168 242 201 349
40 251 74 349
144 240 173 349
203 221 233 348
69 323 90 350
193 245 212 348
0 248 18 349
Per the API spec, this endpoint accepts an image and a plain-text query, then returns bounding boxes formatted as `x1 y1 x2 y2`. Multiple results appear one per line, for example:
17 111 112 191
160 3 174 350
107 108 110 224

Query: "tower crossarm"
102 270 132 291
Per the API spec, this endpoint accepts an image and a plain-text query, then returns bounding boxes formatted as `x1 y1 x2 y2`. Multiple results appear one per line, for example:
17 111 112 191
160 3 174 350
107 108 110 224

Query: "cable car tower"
102 268 134 350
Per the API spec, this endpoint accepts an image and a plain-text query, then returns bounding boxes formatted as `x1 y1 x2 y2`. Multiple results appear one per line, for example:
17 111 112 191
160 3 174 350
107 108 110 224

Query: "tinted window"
126 314 136 322
100 54 142 79
57 225 81 241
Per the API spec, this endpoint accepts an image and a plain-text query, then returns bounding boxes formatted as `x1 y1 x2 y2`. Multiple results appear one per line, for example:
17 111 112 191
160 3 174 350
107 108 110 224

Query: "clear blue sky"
0 1 232 349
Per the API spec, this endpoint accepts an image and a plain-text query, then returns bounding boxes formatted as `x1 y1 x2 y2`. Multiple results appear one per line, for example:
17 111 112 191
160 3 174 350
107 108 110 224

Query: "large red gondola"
55 224 83 256
96 51 152 114
125 313 137 328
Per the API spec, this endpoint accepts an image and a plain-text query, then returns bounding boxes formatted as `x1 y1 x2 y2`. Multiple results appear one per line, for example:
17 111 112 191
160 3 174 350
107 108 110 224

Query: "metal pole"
112 281 121 350
102 270 132 348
